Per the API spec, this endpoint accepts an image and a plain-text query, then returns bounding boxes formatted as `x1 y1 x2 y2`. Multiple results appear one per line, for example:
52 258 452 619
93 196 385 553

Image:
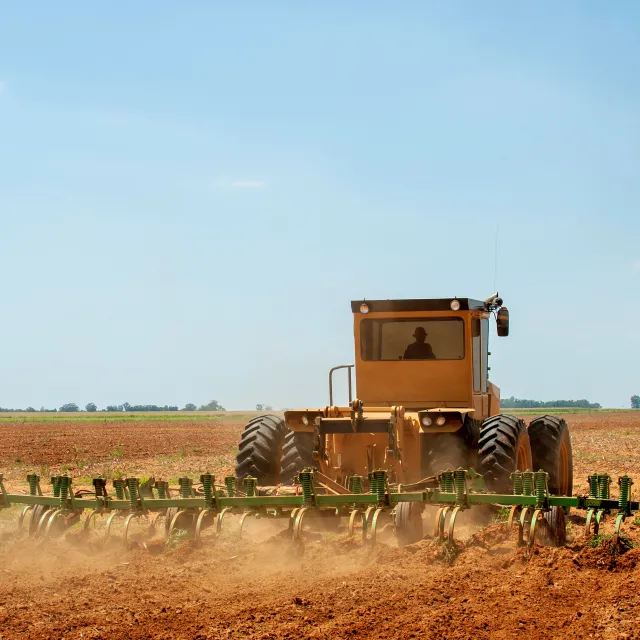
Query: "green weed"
166 528 191 549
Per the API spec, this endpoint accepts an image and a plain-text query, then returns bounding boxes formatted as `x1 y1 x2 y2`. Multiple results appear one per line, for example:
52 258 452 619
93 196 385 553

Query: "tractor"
234 294 573 542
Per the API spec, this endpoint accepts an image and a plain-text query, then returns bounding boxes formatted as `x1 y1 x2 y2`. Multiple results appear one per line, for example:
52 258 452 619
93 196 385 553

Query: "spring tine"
612 513 626 547
43 509 63 540
447 506 462 543
348 509 363 537
18 505 34 531
238 511 255 540
216 507 233 533
368 508 384 546
438 507 450 541
517 507 530 547
292 507 309 544
194 509 214 547
527 509 543 552
122 513 140 549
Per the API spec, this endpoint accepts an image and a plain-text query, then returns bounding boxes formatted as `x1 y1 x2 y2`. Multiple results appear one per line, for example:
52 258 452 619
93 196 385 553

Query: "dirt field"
1 412 640 639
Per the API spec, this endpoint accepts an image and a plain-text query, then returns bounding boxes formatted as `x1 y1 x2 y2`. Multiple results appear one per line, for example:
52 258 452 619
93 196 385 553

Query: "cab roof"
350 298 486 313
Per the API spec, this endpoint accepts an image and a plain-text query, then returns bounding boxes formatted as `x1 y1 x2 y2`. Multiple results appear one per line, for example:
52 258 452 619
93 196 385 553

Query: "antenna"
493 223 499 292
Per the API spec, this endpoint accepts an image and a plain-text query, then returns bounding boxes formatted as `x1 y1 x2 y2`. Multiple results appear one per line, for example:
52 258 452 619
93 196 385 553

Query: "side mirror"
496 307 509 337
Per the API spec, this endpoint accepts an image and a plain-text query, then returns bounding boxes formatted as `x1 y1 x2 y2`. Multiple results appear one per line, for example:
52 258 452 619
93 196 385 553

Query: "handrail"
328 364 354 406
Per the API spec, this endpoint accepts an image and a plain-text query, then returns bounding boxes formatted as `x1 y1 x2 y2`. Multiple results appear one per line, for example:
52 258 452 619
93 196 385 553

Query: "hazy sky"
1 2 638 410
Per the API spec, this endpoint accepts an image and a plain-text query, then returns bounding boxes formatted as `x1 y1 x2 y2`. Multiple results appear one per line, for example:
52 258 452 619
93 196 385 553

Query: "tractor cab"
351 295 508 421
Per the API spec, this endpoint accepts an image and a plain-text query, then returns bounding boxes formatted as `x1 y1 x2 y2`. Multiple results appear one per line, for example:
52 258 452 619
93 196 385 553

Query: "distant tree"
256 404 264 411
183 403 198 411
264 404 273 411
501 396 601 409
105 405 124 412
632 395 640 409
123 402 132 412
25 406 36 412
85 402 97 412
198 400 226 411
59 403 80 412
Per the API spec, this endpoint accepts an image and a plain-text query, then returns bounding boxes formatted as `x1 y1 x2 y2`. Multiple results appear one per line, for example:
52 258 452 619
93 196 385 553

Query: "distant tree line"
501 397 602 409
0 399 227 412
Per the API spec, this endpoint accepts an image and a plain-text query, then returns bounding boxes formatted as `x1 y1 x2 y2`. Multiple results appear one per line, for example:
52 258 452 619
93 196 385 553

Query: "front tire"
280 431 315 484
478 414 533 492
235 414 287 485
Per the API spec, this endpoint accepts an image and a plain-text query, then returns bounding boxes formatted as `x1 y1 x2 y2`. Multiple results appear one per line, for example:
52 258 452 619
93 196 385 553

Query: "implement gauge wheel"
541 506 567 546
395 502 424 546
235 414 287 485
280 431 314 485
478 414 533 493
528 415 573 497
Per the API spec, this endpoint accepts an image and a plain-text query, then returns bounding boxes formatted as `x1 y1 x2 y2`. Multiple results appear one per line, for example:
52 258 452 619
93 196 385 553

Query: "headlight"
450 299 461 311
421 416 432 427
360 303 369 314
301 415 309 426
436 416 447 426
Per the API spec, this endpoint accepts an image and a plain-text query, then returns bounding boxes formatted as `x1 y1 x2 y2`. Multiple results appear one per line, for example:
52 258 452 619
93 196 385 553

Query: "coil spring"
618 475 632 511
50 476 61 498
224 476 236 497
59 476 70 506
522 471 534 496
155 481 168 499
200 473 214 508
244 477 257 497
373 471 386 503
113 478 126 500
443 471 454 493
588 474 599 498
126 478 139 510
93 477 107 498
534 470 548 508
511 471 523 495
179 477 192 499
349 475 363 494
299 471 313 505
27 474 39 496
454 469 466 504
598 474 611 499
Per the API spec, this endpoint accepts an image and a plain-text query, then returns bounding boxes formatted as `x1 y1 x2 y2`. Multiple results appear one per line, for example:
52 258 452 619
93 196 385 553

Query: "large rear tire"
280 431 315 484
528 415 573 496
235 414 287 485
478 414 533 493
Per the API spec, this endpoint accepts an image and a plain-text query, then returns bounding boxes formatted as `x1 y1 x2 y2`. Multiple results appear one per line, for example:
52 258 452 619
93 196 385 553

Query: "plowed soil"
1 412 640 639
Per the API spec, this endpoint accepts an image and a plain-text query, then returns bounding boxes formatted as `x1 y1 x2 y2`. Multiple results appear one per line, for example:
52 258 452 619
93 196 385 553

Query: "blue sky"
1 2 638 410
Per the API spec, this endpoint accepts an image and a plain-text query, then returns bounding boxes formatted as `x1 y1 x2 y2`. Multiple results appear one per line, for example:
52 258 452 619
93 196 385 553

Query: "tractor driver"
403 326 435 360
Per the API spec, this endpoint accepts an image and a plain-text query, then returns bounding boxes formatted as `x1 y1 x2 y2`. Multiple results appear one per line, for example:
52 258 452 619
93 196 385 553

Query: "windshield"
360 318 465 361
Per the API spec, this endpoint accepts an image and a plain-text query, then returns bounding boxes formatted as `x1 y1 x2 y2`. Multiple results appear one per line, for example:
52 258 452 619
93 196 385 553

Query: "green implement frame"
0 469 636 552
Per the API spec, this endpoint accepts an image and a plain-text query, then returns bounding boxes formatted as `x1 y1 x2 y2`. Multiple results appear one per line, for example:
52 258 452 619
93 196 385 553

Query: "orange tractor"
235 294 573 540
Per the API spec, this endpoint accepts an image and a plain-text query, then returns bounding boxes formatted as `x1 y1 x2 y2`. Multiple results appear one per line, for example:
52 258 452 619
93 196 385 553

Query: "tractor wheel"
478 414 533 493
528 415 573 496
421 418 480 477
235 414 287 485
395 502 424 546
280 431 315 484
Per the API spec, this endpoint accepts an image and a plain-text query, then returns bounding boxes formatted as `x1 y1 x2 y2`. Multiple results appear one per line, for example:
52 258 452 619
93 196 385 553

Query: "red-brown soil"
1 412 639 639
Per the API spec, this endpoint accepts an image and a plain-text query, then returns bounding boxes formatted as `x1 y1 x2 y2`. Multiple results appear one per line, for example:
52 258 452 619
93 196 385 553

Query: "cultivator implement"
1 469 637 553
